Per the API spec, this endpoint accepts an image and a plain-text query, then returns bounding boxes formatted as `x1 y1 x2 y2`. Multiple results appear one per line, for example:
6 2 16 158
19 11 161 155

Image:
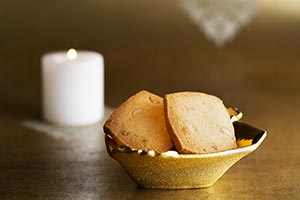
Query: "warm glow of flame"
67 48 77 60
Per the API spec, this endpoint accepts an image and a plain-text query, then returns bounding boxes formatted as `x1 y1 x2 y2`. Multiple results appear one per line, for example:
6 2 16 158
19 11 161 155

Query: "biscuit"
164 92 237 154
104 90 173 152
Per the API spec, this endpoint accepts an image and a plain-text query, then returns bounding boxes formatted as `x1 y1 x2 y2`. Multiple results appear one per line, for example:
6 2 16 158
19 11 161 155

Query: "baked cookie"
164 92 237 154
104 90 173 152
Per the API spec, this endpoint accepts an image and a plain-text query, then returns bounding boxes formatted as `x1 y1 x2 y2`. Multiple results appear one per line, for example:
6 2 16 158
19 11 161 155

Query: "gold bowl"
105 108 267 189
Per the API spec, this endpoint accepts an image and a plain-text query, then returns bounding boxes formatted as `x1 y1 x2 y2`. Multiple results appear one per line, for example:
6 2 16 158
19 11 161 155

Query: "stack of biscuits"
104 90 237 154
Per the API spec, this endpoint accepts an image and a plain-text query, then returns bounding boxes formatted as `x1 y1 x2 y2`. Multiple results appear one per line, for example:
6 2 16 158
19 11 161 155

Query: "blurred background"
0 0 300 124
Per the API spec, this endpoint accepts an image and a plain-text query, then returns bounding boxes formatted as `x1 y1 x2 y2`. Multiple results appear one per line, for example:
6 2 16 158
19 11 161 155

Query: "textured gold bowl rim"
105 126 266 159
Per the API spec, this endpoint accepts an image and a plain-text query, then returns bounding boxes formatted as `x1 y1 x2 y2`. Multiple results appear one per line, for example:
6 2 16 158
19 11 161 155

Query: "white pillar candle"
42 49 104 126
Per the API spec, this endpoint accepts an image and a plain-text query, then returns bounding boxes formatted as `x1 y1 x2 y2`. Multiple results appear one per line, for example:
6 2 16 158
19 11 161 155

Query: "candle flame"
67 48 77 60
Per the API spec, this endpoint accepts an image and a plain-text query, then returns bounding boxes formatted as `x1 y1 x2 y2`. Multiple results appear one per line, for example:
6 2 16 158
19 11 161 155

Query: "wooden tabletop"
1 0 300 199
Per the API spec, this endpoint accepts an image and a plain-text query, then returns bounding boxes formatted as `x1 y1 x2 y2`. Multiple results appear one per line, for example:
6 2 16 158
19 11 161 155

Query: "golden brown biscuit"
104 90 173 152
164 92 237 154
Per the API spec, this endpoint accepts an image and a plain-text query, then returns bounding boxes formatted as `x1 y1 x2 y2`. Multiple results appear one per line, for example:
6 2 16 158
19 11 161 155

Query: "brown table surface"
1 0 300 199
